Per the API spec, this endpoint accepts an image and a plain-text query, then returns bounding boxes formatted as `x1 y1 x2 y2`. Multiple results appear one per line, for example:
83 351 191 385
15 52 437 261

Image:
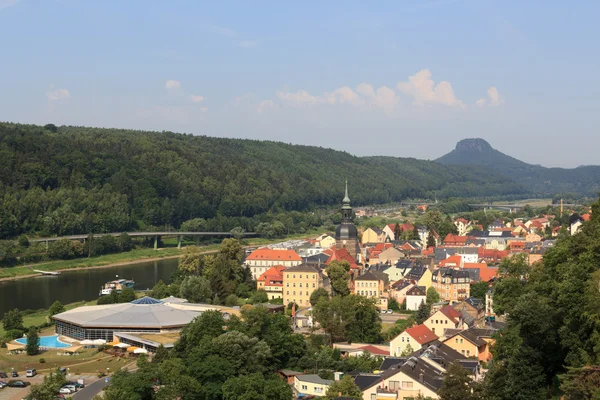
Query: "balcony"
376 388 398 399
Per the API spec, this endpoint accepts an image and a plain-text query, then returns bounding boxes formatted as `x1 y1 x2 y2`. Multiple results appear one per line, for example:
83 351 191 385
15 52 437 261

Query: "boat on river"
99 278 135 295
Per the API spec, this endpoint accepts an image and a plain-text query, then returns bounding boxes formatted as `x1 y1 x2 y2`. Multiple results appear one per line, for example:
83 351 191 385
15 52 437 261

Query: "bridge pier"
154 236 158 250
177 235 182 249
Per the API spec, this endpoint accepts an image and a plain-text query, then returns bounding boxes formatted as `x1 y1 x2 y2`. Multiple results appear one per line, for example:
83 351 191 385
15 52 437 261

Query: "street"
72 377 109 400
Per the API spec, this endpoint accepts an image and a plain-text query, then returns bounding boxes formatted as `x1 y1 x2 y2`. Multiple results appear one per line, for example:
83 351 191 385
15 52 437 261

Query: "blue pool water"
16 335 70 349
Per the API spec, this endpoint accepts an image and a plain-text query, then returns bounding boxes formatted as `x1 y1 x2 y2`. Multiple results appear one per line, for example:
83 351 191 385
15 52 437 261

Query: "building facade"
282 264 321 307
245 248 302 280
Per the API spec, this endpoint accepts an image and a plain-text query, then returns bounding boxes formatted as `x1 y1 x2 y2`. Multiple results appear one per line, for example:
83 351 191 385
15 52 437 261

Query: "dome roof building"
335 180 360 262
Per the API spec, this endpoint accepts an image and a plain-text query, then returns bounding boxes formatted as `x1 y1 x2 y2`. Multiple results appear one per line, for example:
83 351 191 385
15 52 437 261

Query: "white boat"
99 278 135 296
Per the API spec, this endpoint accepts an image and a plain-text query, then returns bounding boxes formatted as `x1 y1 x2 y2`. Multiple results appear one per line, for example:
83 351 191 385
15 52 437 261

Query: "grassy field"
0 301 97 338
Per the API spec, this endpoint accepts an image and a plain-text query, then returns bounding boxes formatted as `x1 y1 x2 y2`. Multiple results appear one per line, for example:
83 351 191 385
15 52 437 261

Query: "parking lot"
0 386 27 400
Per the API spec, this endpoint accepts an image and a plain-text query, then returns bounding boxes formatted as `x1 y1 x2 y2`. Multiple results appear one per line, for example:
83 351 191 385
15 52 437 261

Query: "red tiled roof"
422 246 435 256
257 265 286 284
443 234 467 245
247 248 302 261
454 218 469 225
405 324 438 345
439 255 462 267
463 263 498 282
439 305 462 324
389 223 414 232
325 248 360 270
357 345 390 356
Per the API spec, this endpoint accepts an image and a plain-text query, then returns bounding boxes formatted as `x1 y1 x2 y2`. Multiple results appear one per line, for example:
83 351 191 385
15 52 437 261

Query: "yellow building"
443 328 495 361
389 324 438 356
294 374 332 397
361 227 386 244
431 268 471 304
282 264 322 307
404 265 434 291
423 305 466 338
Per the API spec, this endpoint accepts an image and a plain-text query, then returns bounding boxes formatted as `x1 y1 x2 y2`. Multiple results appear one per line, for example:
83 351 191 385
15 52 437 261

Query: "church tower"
335 180 359 261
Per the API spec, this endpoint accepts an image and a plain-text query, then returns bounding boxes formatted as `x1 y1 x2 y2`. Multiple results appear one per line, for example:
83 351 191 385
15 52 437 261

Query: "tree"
250 289 269 304
326 260 351 297
325 375 362 400
469 282 489 300
222 373 293 400
28 370 66 400
426 287 440 304
401 343 414 356
310 287 329 306
179 275 212 303
313 295 382 343
388 297 400 312
427 229 436 248
438 362 481 400
17 235 29 247
415 301 431 324
117 232 133 251
230 226 246 240
2 308 24 331
175 310 226 354
48 301 65 317
153 344 170 364
393 223 402 240
225 294 239 306
148 280 169 299
118 287 136 303
26 326 40 355
178 246 203 275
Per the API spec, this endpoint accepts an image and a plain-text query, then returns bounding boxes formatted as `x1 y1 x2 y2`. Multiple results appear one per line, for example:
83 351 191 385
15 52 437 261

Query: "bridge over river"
30 231 259 249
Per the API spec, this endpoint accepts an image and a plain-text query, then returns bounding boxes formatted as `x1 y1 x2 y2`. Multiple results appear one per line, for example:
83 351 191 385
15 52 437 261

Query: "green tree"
325 375 362 399
310 287 329 306
175 310 226 354
28 370 66 400
401 343 414 356
179 275 212 303
469 281 489 300
225 294 239 306
426 287 440 304
415 301 431 324
148 280 169 299
2 308 24 331
326 260 351 297
17 235 29 247
250 289 269 304
393 223 402 240
26 326 40 355
118 287 136 303
426 229 436 248
153 344 171 364
48 300 65 317
178 246 203 275
438 362 481 400
222 373 293 400
313 295 381 343
117 232 133 251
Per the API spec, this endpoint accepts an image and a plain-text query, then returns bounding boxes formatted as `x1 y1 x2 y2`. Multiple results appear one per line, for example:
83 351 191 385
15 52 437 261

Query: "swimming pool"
16 335 71 349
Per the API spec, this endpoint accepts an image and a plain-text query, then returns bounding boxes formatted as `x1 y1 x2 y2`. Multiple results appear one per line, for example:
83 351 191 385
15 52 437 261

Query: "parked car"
63 384 78 392
0 372 7 378
26 369 37 377
59 387 74 394
11 371 18 377
66 381 85 388
7 380 30 387
0 381 7 388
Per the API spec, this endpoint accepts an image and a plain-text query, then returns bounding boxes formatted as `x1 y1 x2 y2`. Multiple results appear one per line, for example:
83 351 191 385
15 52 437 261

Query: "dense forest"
0 122 526 239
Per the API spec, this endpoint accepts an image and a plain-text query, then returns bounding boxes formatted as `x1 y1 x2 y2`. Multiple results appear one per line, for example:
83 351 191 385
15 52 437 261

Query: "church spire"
343 179 350 204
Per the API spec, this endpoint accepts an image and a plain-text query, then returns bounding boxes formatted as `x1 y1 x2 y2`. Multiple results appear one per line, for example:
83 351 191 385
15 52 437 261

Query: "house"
488 219 505 231
282 264 322 307
362 227 387 244
256 265 285 299
278 369 304 385
405 286 427 311
463 263 498 283
245 248 302 279
332 342 391 358
383 223 415 241
452 297 485 328
405 264 433 290
389 280 416 305
378 247 405 265
570 213 585 235
439 255 463 268
443 328 496 361
431 268 471 303
424 305 466 338
382 259 414 282
294 374 332 397
317 234 336 249
389 324 438 356
353 271 389 310
454 218 471 236
443 234 468 246
525 232 542 242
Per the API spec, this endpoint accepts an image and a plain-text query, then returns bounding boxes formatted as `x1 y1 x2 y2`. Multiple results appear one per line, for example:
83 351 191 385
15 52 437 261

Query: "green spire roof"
343 179 350 204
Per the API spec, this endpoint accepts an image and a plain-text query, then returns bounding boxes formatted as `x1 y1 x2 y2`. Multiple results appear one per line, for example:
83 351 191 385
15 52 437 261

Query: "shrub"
4 328 25 340
39 358 46 363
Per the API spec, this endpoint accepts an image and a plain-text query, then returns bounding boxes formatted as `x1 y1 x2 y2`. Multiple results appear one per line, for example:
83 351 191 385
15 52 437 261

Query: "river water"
0 258 179 316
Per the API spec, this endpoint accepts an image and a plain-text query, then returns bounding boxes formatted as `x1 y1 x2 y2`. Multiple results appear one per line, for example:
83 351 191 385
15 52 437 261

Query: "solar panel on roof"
130 296 163 305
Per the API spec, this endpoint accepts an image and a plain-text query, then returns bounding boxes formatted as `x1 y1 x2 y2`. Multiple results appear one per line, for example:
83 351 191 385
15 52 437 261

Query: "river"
0 258 180 316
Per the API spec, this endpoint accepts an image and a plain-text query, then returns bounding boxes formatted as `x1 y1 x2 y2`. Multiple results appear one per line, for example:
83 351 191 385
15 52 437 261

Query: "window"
293 291 296 295
286 283 289 287
301 385 307 390
286 291 289 295
293 275 296 278
389 381 399 390
402 381 413 388
314 387 322 393
299 283 302 288
466 350 470 356
312 283 315 288
293 283 296 287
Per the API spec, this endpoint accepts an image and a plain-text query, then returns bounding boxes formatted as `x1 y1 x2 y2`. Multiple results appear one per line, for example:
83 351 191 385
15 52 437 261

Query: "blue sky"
1 0 599 167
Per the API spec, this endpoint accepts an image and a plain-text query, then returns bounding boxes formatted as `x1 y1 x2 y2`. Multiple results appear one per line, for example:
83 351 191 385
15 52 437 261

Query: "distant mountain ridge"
436 138 600 195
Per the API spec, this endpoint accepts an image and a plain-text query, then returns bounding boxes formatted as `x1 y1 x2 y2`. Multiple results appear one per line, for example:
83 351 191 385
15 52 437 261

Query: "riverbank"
0 228 328 281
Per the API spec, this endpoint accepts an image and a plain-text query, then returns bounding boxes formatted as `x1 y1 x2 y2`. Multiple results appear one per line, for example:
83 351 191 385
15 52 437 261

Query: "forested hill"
0 122 525 239
436 138 600 195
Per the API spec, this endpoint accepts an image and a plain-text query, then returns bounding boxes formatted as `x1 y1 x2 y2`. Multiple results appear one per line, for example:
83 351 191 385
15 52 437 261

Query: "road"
72 377 109 400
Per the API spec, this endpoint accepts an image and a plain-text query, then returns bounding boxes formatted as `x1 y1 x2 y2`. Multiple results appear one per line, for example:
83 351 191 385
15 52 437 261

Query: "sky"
1 0 599 168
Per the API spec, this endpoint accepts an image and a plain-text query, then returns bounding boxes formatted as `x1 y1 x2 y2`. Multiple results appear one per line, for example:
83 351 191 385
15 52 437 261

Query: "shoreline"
0 251 190 283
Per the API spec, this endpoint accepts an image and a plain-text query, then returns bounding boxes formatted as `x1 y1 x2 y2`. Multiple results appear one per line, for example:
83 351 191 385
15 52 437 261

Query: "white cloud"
397 69 464 107
356 83 397 112
0 0 20 11
257 100 276 113
190 95 204 103
165 80 181 89
476 86 503 107
46 88 70 101
199 107 208 112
